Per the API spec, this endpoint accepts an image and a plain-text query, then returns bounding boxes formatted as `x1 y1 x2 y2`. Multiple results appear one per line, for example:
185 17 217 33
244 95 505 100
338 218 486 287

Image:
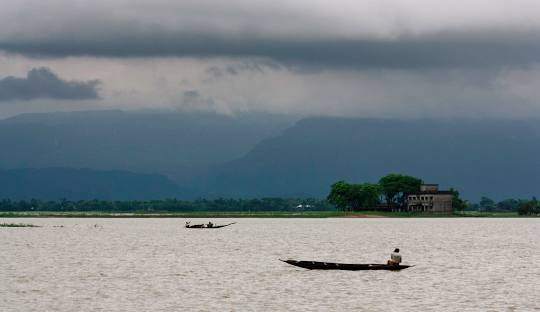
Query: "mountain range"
1 110 538 200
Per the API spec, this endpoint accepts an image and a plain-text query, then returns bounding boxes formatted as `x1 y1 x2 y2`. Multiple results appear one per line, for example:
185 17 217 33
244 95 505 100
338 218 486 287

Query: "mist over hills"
0 110 538 200
0 110 294 184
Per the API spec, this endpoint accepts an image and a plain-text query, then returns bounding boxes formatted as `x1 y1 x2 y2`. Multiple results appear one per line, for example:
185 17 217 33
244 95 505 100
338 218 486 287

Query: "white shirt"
391 252 402 263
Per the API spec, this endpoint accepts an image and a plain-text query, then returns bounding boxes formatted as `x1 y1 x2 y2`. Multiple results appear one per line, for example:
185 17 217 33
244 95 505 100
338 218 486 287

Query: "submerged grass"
0 223 41 227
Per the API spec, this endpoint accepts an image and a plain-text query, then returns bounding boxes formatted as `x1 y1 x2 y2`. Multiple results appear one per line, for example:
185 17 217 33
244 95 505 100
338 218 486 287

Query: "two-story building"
406 184 453 213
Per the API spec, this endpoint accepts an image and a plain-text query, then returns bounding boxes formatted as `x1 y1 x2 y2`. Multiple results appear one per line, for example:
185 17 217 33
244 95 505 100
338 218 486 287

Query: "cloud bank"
1 1 540 69
0 0 539 119
0 68 100 102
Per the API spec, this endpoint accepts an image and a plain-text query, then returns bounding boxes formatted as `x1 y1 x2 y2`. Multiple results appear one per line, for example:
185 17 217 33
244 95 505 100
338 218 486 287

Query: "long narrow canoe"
280 259 413 271
185 222 236 229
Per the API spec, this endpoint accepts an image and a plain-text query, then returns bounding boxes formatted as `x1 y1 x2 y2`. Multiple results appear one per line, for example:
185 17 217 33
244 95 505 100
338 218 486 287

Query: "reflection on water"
1 218 539 311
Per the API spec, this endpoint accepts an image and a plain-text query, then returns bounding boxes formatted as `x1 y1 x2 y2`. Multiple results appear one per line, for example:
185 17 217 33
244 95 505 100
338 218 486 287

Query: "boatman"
387 248 402 266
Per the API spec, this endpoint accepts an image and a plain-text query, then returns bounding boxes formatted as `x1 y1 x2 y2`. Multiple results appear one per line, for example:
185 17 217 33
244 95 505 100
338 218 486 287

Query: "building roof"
408 191 454 196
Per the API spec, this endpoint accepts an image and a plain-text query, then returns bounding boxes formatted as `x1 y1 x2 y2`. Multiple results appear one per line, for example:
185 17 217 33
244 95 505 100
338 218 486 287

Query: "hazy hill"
0 110 294 184
0 168 181 200
1 111 539 200
208 117 540 200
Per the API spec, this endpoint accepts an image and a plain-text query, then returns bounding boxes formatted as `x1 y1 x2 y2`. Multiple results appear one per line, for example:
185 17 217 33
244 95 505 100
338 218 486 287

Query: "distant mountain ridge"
1 111 539 200
206 117 540 200
0 110 295 185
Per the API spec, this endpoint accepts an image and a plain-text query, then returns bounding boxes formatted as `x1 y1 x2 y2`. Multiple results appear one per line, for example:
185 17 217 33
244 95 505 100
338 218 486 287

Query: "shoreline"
0 211 530 218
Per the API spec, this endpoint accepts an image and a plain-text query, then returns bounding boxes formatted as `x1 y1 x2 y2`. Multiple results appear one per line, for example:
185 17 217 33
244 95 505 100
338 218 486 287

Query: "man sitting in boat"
387 248 402 266
207 221 213 228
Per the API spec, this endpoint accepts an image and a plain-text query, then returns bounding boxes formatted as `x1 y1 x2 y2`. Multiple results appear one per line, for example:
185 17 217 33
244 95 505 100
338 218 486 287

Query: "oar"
219 222 237 227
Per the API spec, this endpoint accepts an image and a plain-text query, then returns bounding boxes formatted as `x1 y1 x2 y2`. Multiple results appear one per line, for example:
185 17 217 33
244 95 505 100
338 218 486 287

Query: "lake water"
1 218 539 311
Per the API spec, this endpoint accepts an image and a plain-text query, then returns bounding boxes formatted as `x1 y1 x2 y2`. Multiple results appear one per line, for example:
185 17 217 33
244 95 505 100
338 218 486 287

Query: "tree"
449 188 467 214
360 183 382 209
327 181 382 211
496 199 520 212
518 197 540 215
518 200 532 215
327 181 352 211
479 197 496 212
348 183 382 210
379 174 422 209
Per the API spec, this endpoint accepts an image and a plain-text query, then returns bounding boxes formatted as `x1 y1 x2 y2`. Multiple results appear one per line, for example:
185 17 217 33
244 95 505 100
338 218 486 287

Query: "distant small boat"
280 259 413 271
185 222 236 229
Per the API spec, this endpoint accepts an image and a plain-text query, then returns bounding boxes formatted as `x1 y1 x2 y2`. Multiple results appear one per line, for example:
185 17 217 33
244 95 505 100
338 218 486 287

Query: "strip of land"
0 223 41 227
0 211 527 218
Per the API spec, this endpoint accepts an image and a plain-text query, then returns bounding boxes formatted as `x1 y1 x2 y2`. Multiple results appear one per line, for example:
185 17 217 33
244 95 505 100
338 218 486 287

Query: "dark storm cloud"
205 60 281 80
2 29 540 69
0 68 100 101
180 90 216 110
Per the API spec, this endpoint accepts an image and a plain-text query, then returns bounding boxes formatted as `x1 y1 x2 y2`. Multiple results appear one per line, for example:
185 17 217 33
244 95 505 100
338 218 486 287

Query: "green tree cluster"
468 197 539 213
517 198 540 215
327 174 426 211
479 197 496 211
378 174 422 209
327 181 381 211
496 199 520 211
449 188 468 214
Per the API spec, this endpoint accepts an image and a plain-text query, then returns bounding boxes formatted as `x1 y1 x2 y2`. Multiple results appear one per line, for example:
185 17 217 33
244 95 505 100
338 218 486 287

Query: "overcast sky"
1 0 540 118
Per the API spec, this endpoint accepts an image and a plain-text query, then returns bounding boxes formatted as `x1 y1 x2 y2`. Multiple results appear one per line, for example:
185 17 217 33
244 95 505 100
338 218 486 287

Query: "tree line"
0 198 333 212
472 196 540 215
0 180 537 215
327 173 467 212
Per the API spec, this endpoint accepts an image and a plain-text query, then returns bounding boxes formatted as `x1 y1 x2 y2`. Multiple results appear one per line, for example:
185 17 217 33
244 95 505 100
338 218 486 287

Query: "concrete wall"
432 194 454 213
407 193 453 213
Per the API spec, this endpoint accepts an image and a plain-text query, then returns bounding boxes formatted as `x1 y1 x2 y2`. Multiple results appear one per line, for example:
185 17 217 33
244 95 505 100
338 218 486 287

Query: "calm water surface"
1 218 539 311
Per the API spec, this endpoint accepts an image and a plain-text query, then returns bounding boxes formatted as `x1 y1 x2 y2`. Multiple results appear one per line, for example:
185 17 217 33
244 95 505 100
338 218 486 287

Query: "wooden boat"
185 222 236 229
185 223 205 228
280 259 413 271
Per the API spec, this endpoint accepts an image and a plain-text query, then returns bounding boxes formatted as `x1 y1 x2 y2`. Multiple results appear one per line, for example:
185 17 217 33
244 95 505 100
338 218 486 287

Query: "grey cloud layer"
1 56 539 119
1 0 539 118
1 0 540 69
2 31 540 69
0 68 100 102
